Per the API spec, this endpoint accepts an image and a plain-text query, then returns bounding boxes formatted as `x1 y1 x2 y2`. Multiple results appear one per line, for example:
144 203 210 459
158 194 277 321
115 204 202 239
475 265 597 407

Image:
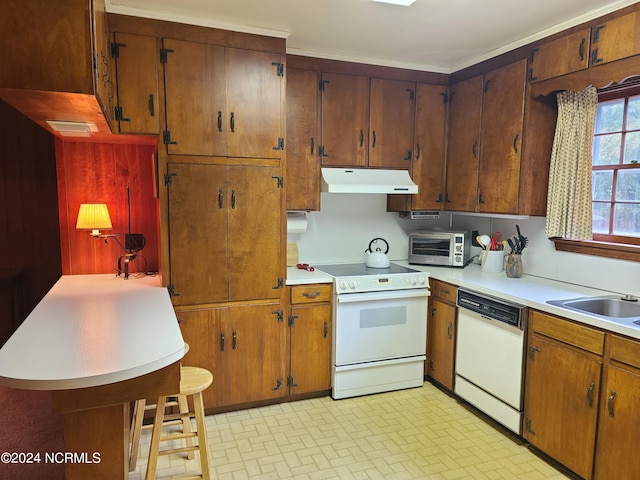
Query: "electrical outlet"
125 233 146 251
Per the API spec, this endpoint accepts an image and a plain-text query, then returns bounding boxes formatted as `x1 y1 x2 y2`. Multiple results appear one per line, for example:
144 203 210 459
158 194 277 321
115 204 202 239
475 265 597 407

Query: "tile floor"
129 382 569 480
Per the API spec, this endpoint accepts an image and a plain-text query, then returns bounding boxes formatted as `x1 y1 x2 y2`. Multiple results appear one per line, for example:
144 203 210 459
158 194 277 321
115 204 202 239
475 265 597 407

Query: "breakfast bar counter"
0 274 185 479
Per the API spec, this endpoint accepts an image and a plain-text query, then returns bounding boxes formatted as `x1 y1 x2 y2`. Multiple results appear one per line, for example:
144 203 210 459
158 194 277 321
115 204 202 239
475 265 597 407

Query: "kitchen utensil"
480 235 491 250
296 263 315 271
492 232 503 250
476 235 486 250
365 237 390 268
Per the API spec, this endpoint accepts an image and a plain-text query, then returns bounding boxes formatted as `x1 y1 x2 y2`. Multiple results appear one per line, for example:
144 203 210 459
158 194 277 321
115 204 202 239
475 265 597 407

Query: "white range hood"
321 168 418 194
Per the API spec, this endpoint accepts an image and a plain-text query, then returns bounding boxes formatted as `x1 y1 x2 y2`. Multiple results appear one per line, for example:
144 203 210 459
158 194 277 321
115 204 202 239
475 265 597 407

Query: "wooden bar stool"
129 365 213 480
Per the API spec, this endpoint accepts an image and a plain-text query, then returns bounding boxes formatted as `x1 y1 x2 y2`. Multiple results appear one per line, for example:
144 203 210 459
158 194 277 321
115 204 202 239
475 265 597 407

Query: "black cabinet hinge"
318 145 329 157
287 375 298 388
407 88 415 101
527 69 537 82
593 25 606 43
167 284 180 297
272 137 285 151
163 130 177 145
114 106 130 122
288 315 298 327
271 175 284 188
271 378 283 391
440 92 448 104
160 48 174 63
272 277 284 289
111 42 126 58
319 79 329 91
272 310 284 323
528 47 538 64
164 172 177 187
272 62 284 76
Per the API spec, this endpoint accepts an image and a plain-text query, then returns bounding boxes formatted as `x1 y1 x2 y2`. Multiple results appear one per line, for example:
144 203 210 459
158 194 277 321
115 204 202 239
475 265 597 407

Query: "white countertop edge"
396 261 640 340
286 267 333 285
0 346 186 391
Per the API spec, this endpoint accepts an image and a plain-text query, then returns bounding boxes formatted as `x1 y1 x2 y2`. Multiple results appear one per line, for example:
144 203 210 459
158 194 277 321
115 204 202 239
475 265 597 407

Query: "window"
592 84 640 246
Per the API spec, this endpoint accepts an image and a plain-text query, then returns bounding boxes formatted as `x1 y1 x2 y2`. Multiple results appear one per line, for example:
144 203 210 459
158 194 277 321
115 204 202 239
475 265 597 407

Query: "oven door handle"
336 288 429 303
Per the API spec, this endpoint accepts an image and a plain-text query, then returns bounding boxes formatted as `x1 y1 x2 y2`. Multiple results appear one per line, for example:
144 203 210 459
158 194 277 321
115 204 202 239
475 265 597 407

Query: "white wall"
289 193 640 296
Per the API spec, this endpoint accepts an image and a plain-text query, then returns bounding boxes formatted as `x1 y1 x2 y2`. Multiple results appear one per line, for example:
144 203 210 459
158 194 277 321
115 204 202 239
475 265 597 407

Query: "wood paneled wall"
55 138 160 276
0 100 62 344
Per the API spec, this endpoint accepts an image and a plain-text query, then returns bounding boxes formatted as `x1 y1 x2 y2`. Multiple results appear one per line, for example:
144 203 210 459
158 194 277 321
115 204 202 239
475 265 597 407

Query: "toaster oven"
408 230 470 267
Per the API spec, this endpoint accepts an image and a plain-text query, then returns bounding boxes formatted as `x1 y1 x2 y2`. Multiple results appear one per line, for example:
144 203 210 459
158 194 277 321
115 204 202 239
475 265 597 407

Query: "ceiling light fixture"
370 0 416 6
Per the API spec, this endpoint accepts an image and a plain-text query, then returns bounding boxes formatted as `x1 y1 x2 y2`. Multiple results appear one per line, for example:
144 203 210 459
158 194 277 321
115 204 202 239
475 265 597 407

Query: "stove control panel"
336 273 427 293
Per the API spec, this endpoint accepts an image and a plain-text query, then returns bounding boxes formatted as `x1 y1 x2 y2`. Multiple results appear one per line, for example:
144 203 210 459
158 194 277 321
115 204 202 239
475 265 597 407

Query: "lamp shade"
76 203 112 236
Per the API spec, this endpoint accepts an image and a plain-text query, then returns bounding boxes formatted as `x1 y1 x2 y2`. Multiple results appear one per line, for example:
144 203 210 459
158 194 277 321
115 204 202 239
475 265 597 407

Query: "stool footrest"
158 445 200 457
160 431 198 442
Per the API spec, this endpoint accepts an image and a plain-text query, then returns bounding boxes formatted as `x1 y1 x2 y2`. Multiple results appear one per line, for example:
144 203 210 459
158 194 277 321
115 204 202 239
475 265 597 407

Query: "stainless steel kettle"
365 237 390 268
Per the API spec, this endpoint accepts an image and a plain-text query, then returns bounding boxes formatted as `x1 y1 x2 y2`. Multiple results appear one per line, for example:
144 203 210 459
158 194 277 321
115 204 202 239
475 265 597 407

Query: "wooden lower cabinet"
594 335 640 480
176 303 287 410
288 284 332 394
426 279 457 391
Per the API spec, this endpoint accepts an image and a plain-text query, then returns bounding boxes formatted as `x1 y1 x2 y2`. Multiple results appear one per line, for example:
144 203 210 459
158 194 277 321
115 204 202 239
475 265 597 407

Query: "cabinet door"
286 68 320 211
167 163 229 305
368 78 415 169
320 72 369 167
225 48 283 158
228 304 287 404
591 12 640 66
477 60 526 214
427 298 456 390
112 32 159 134
227 165 282 302
528 29 590 83
163 38 225 156
594 365 640 480
411 83 448 210
176 308 231 409
524 334 602 479
445 75 482 211
290 304 331 394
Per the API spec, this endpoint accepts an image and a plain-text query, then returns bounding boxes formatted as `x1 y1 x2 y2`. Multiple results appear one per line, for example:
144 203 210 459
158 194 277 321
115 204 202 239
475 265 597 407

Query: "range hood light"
321 168 418 194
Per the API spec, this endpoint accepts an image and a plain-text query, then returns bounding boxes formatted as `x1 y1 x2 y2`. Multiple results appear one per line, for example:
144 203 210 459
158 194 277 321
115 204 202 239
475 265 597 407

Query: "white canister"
481 250 504 273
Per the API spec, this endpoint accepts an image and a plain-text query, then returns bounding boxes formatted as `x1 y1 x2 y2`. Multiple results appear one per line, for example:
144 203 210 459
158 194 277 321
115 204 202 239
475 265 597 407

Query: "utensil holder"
481 250 504 273
505 254 523 278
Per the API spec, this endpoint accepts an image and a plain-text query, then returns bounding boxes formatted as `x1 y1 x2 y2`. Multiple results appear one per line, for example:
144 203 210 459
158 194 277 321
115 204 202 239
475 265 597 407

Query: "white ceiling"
106 0 640 73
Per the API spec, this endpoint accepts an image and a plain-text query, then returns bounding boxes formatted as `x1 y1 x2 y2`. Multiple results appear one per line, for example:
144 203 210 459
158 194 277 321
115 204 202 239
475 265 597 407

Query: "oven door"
333 288 428 366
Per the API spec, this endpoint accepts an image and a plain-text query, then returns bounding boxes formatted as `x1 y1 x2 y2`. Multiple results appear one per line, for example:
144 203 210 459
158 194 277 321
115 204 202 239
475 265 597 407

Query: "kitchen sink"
547 295 640 325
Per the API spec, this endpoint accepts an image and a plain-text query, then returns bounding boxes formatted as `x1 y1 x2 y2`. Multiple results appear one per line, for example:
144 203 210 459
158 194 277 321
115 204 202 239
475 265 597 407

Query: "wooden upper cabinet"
285 67 321 211
166 162 282 306
368 78 416 169
478 59 526 214
163 39 283 158
163 39 224 156
320 72 370 167
411 83 448 210
445 75 483 212
111 32 160 134
591 11 640 66
224 48 283 158
528 29 590 83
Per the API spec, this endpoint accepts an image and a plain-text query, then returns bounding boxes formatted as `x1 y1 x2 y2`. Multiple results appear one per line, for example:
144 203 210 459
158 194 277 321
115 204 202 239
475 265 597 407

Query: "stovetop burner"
315 263 420 277
315 263 428 294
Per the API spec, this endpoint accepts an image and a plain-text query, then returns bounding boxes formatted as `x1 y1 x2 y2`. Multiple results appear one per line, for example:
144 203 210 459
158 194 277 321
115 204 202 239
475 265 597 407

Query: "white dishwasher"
455 288 527 435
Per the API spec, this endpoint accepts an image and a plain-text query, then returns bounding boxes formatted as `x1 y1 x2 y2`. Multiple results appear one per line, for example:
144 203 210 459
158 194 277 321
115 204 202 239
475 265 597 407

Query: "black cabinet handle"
220 332 225 352
230 112 235 132
232 330 237 350
607 391 616 417
513 133 519 153
586 382 595 407
310 137 315 155
148 94 155 116
372 131 377 148
415 143 421 160
218 188 224 208
579 38 586 61
231 189 236 209
217 111 223 132
323 321 328 339
472 140 478 158
359 129 364 147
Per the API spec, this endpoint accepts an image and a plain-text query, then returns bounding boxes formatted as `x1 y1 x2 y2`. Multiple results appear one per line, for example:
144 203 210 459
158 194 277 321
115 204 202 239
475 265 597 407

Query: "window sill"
551 238 640 262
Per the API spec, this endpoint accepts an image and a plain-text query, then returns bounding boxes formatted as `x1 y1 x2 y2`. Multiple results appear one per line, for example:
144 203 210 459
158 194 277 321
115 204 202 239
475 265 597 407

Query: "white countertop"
286 261 640 340
0 274 185 390
395 261 640 340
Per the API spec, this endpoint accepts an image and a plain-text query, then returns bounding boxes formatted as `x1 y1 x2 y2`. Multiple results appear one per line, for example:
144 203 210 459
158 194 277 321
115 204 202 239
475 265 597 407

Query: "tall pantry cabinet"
108 14 287 411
